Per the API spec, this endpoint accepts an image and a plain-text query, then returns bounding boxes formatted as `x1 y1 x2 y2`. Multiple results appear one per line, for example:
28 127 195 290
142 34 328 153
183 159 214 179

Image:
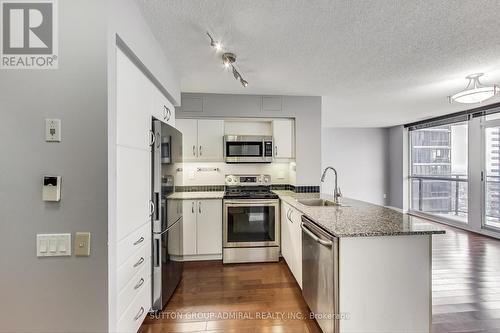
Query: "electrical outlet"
74 232 91 257
45 119 61 142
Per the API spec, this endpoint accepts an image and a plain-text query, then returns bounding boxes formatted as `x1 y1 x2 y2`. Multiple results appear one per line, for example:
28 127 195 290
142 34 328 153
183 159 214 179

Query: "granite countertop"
168 191 224 200
273 191 445 238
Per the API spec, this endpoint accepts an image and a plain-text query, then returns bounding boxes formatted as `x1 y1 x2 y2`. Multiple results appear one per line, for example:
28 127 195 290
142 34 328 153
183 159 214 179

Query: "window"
483 122 500 229
409 122 468 223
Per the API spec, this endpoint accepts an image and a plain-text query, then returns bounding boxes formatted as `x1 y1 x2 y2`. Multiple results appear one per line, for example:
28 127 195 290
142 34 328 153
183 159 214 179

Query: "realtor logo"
1 0 58 69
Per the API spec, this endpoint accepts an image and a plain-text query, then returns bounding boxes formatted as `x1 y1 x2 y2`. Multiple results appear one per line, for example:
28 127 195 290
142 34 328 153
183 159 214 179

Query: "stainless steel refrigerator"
151 119 183 312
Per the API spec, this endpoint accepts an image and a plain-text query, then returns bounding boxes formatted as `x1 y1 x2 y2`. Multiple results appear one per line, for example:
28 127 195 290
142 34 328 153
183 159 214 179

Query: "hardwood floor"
432 223 500 333
140 222 500 333
140 260 322 333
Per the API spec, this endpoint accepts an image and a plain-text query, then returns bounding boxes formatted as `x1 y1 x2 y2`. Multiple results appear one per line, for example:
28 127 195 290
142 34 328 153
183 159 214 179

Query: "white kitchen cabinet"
176 119 224 161
197 120 224 161
176 119 198 160
116 49 151 150
281 203 292 269
181 199 222 258
196 200 223 254
182 200 198 256
272 119 295 159
151 84 175 127
116 146 151 241
280 201 302 288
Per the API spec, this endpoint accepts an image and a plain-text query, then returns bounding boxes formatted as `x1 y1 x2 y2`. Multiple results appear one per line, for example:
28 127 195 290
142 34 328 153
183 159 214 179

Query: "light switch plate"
45 119 61 142
74 232 91 257
37 234 71 257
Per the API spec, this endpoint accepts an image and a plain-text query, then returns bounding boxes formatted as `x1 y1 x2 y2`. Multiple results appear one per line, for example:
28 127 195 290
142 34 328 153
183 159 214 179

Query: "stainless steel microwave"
223 135 273 163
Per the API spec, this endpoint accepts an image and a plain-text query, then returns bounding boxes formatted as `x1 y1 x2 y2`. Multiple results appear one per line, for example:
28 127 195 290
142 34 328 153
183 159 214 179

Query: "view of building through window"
485 126 500 228
410 122 468 223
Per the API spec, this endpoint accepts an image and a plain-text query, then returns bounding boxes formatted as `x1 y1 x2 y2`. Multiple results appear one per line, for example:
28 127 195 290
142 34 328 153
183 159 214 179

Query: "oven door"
224 137 265 163
223 200 280 247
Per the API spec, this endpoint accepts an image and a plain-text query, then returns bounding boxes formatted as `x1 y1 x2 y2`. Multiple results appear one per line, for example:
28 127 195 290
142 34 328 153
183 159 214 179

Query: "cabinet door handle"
287 209 293 223
192 201 195 213
133 237 144 246
164 106 171 121
134 307 145 321
275 145 278 157
133 257 145 268
199 145 202 156
150 200 155 217
198 201 202 214
134 278 145 290
192 145 196 156
149 130 156 146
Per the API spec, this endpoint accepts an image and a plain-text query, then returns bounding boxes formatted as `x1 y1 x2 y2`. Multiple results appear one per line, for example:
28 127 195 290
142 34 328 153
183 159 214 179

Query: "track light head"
206 32 222 52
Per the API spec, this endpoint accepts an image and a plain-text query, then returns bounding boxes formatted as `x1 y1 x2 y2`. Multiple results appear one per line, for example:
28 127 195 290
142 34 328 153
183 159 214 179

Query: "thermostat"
42 176 61 202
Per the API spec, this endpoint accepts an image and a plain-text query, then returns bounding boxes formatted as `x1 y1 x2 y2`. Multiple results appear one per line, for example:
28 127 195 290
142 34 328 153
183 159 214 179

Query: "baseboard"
182 254 222 261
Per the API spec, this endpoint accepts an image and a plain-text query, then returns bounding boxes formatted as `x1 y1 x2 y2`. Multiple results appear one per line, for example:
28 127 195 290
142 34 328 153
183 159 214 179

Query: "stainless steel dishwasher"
301 216 339 333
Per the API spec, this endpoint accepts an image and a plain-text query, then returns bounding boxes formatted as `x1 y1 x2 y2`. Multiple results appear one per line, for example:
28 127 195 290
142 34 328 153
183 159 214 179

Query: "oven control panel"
225 174 271 186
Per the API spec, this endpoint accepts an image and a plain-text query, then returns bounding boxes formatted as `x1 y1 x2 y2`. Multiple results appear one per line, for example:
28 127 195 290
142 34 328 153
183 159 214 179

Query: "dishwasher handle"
301 222 333 247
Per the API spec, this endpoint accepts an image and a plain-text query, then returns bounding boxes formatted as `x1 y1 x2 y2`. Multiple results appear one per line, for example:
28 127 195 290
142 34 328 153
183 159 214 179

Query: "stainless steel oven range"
223 174 280 264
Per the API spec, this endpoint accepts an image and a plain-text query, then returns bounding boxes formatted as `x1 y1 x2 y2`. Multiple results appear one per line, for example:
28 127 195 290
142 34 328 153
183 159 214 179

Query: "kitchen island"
274 191 445 333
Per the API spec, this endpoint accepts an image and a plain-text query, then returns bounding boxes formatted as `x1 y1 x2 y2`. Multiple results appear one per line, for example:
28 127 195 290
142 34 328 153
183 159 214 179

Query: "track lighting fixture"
206 32 222 52
206 32 249 87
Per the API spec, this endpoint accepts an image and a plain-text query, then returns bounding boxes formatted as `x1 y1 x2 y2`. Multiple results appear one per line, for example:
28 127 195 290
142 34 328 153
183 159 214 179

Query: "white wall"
177 94 322 186
321 128 389 205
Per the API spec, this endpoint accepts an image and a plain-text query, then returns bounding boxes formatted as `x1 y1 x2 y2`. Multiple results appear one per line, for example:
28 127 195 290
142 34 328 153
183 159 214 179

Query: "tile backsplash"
174 162 294 186
175 184 319 193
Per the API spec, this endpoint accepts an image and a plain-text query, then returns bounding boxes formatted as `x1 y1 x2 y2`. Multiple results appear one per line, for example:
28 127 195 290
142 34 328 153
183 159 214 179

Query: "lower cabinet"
281 201 302 288
182 199 222 259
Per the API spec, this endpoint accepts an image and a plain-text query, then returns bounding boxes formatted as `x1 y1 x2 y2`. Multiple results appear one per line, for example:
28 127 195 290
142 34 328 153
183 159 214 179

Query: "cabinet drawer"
117 222 151 267
117 278 151 333
117 258 151 318
117 241 151 292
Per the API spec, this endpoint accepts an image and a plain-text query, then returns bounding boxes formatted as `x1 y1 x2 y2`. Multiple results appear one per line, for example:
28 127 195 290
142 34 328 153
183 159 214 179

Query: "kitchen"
2 1 500 333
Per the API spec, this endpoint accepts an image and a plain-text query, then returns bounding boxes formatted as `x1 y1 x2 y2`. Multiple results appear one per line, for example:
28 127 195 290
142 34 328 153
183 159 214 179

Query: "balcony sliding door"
409 122 469 223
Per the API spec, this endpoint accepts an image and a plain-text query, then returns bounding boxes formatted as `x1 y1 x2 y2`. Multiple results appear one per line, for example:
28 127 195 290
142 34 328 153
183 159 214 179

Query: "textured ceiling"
137 0 500 127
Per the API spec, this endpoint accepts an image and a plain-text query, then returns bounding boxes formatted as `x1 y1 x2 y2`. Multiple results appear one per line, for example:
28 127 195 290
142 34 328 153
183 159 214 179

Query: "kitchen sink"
296 199 350 207
297 199 337 206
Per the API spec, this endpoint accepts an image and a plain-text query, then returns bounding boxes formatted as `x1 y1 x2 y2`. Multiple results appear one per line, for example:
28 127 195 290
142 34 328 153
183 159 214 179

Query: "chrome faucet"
321 166 342 204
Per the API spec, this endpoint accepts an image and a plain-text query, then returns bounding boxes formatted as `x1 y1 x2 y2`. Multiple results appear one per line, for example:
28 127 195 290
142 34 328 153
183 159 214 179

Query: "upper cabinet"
272 119 295 159
176 119 224 162
116 50 151 150
151 85 175 127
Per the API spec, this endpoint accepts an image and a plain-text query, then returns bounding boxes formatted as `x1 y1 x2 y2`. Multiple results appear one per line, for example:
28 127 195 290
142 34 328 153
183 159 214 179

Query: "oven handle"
223 200 279 206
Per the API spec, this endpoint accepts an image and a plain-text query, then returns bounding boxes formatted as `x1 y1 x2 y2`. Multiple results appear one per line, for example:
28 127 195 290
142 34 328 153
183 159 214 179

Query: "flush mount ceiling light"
206 32 249 87
448 73 499 104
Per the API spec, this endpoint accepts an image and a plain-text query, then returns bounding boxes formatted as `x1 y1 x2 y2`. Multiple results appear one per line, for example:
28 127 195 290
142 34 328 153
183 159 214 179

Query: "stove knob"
264 178 269 183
